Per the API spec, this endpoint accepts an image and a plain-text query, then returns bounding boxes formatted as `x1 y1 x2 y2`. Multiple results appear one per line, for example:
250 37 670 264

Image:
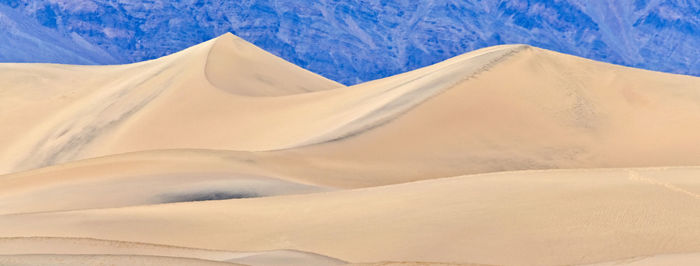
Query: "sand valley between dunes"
1 33 700 265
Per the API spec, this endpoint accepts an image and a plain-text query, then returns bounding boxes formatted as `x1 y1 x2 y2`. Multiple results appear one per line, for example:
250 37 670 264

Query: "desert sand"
1 33 700 265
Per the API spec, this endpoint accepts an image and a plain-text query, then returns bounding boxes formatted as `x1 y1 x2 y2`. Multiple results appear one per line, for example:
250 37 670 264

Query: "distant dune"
1 33 700 265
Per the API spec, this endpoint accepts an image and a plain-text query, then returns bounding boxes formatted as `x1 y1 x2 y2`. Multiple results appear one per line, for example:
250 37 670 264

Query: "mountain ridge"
0 0 697 84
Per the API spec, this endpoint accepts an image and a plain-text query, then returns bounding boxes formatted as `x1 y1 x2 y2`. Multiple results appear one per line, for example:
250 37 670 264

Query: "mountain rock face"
0 3 116 65
0 0 698 84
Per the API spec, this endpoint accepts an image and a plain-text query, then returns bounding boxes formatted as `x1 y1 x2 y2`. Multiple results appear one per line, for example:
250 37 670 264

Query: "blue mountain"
0 0 698 85
0 3 116 65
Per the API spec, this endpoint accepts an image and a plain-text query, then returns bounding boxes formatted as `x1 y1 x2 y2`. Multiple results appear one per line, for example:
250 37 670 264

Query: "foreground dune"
0 255 241 266
0 150 335 214
1 33 700 265
0 237 345 266
585 253 700 266
1 167 700 265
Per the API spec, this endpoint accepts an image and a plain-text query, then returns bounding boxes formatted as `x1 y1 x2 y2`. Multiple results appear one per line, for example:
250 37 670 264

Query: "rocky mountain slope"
0 0 698 84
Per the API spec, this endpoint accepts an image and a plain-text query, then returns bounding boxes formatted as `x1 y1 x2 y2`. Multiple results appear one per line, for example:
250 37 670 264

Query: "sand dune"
350 263 490 266
0 237 346 266
0 149 337 215
204 34 344 97
0 166 331 215
281 46 700 186
0 33 347 173
584 253 700 266
1 34 699 180
1 33 700 265
2 167 700 265
0 255 241 266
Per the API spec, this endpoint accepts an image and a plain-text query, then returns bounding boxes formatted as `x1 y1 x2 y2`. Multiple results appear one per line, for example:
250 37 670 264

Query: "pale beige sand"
0 150 333 214
275 46 700 187
0 33 348 173
0 237 244 261
0 34 537 175
226 250 347 266
204 33 343 97
0 237 346 266
0 254 241 266
1 167 699 265
350 263 490 266
584 253 700 266
0 170 330 215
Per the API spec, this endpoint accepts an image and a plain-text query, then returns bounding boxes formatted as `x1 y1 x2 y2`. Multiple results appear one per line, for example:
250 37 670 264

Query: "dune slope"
0 33 347 174
2 34 699 181
0 36 527 174
0 237 345 266
276 46 700 186
1 167 700 265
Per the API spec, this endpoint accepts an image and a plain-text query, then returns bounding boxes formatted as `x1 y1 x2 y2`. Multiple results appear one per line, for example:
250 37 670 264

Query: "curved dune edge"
0 149 335 215
0 237 346 266
349 263 492 266
0 254 242 266
204 33 343 96
288 44 528 148
582 253 700 266
1 167 699 265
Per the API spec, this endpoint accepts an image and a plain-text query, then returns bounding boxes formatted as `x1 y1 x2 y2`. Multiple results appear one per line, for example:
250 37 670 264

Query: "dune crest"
204 33 342 96
0 35 530 174
0 33 343 173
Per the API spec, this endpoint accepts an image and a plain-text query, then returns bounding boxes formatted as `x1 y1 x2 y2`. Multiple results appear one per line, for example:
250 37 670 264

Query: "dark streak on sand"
158 190 261 203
